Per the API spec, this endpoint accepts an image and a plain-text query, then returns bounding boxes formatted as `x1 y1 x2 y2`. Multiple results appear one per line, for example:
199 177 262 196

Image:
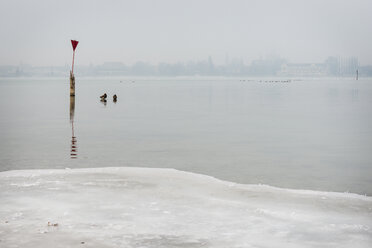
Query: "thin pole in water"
72 50 75 74
70 40 79 96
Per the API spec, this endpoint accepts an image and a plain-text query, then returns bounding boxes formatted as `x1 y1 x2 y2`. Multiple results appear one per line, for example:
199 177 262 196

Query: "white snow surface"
0 167 371 248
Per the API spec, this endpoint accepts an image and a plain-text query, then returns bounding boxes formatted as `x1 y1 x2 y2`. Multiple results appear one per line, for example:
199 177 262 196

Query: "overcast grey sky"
1 0 371 66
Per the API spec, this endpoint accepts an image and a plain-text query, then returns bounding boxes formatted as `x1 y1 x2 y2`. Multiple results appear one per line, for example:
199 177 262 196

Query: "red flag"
71 40 79 74
71 40 79 51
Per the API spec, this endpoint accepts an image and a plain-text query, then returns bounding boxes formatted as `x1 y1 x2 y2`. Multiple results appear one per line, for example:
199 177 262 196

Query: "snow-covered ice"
0 167 371 247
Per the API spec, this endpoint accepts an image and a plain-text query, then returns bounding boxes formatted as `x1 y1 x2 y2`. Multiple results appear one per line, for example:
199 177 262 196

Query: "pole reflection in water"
70 96 77 159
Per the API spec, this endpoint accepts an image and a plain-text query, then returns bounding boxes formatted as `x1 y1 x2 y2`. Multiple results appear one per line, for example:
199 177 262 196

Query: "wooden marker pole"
70 40 79 96
70 71 75 96
69 40 79 157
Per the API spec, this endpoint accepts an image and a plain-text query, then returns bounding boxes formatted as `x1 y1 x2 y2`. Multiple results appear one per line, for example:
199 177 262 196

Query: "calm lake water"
0 77 371 195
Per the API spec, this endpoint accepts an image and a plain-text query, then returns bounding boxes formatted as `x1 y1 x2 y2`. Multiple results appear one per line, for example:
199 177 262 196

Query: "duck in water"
113 94 117 102
100 93 107 100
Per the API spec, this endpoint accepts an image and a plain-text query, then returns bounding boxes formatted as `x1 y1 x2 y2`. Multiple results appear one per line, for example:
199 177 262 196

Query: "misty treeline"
1 56 372 77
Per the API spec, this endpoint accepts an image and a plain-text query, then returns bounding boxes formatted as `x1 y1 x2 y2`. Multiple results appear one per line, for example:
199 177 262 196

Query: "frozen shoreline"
1 167 371 247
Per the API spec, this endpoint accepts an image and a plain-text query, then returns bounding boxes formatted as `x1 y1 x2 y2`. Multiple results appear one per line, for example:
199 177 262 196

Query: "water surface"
0 77 371 195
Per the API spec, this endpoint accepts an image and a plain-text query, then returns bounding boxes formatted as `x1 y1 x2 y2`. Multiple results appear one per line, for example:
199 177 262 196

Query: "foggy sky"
1 0 371 66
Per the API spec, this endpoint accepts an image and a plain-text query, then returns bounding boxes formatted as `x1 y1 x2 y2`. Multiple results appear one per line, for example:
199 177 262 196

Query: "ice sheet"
0 167 371 248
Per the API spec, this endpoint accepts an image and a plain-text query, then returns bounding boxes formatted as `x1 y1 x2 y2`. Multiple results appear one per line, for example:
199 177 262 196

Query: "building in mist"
278 63 327 77
325 56 359 76
339 57 358 76
248 55 286 76
279 57 359 77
